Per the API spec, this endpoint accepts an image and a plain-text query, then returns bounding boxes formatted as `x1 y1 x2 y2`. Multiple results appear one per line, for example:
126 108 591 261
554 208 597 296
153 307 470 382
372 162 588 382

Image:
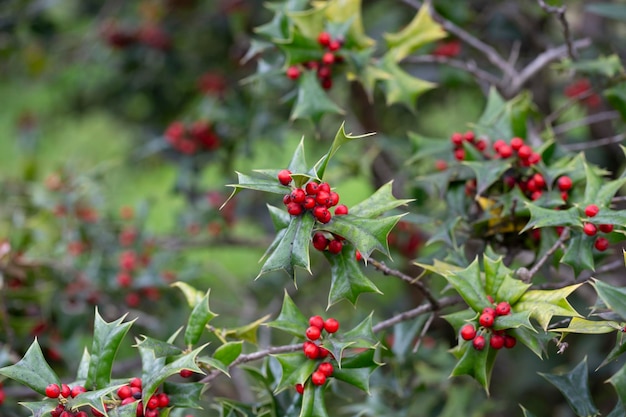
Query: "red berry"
321 77 332 90
286 66 300 80
283 194 292 205
309 315 325 330
277 169 292 186
60 412 73 417
322 52 335 65
355 250 363 261
328 192 340 207
454 148 465 161
118 385 133 399
479 312 495 328
180 369 193 378
313 205 332 223
464 131 475 142
45 383 61 399
145 409 159 417
472 335 486 350
306 325 322 341
528 152 541 165
311 370 327 386
532 173 546 189
315 190 331 206
504 334 517 349
476 139 488 151
435 159 448 171
493 139 506 151
131 386 142 399
291 188 306 203
334 204 348 215
117 272 132 288
583 223 597 236
517 145 532 160
561 191 569 202
76 412 89 417
584 204 599 217
60 383 71 398
121 397 136 406
157 393 170 408
328 39 341 51
510 137 524 150
318 346 331 358
460 323 476 341
451 132 463 145
317 32 331 47
318 182 331 193
490 333 505 349
482 307 496 316
303 196 316 210
51 405 65 417
312 232 329 251
595 237 609 251
295 383 305 394
135 402 143 417
71 385 86 398
147 396 159 410
557 176 573 191
599 224 614 233
318 362 334 377
305 182 319 195
287 202 303 216
324 318 340 333
531 191 542 201
487 295 495 304
327 239 343 254
495 301 511 316
498 144 513 158
303 341 320 359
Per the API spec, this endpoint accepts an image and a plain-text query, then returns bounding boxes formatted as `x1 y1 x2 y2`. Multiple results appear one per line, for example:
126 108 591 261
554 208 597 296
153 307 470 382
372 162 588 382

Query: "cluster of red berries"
45 383 89 417
564 78 601 109
100 20 171 51
164 121 220 155
311 231 347 255
115 377 170 417
431 39 461 58
0 382 5 405
298 315 340 392
459 299 517 351
278 170 347 224
581 204 613 251
285 31 344 90
446 132 542 168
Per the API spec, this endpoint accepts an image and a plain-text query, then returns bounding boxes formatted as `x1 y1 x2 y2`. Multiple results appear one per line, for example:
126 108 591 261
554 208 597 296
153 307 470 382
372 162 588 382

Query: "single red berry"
305 182 319 195
584 204 599 217
318 182 331 193
51 405 65 417
595 237 609 251
317 65 331 80
487 295 495 304
495 301 511 316
157 393 170 408
322 52 335 65
303 196 316 210
147 396 159 410
117 272 132 288
504 334 517 349
528 152 541 165
75 412 89 417
490 333 505 349
510 137 524 150
287 202 303 216
59 412 73 417
517 145 532 160
454 148 465 161
531 190 542 201
315 190 331 206
60 383 71 398
45 383 61 399
318 362 334 377
532 173 546 189
295 383 305 394
145 409 159 417
435 159 448 171
583 223 597 236
355 250 363 261
472 335 486 350
121 397 137 406
334 204 348 215
321 77 332 90
291 188 306 203
303 341 320 359
312 232 329 251
317 31 331 47
328 239 343 254
131 386 142 399
450 132 463 146
71 385 86 398
460 323 476 341
476 139 488 151
599 224 614 233
277 169 292 186
482 307 496 316
286 66 300 80
498 144 513 158
328 192 340 207
318 346 331 358
118 385 133 399
311 371 327 386
283 194 292 205
493 139 506 151
479 312 495 328
313 205 332 223
324 318 340 333
557 176 573 191
309 315 325 330
561 191 569 202
135 402 143 417
328 39 341 51
180 369 193 378
306 325 322 341
463 131 475 142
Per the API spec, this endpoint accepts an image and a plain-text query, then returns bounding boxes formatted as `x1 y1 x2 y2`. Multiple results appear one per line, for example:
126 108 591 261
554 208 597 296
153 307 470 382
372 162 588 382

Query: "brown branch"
553 111 621 136
404 55 502 87
537 0 577 60
523 228 570 281
545 89 598 127
367 258 440 309
562 133 626 152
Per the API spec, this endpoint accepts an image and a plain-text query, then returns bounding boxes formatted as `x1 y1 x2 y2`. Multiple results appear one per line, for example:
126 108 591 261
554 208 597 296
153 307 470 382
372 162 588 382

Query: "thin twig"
525 228 570 280
537 0 577 60
368 258 440 309
553 111 621 135
404 55 501 86
562 133 626 152
545 89 598 127
372 296 462 332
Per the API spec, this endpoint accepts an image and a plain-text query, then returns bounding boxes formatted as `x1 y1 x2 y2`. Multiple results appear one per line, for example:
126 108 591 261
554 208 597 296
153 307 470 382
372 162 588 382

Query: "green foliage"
539 358 600 417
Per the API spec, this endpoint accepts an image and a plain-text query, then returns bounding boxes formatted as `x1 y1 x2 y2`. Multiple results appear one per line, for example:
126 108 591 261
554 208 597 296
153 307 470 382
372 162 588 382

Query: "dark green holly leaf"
450 341 498 394
325 245 381 307
214 341 243 367
259 213 316 280
223 171 288 208
390 314 432 361
562 234 595 276
606 398 626 417
184 289 218 347
599 333 626 369
509 326 550 358
484 256 531 305
592 279 626 321
17 400 57 417
540 357 600 417
383 3 446 62
550 317 620 334
325 313 378 368
350 181 413 218
255 11 290 41
65 385 123 416
406 132 449 165
162 381 205 409
171 281 205 306
589 209 626 227
273 352 317 393
300 384 329 417
106 402 138 417
266 289 309 338
443 308 477 335
322 213 403 258
268 204 292 230
464 160 512 197
472 88 513 141
136 336 183 358
287 5 325 41
199 356 230 377
85 309 135 390
521 205 581 233
515 284 584 331
77 348 91 381
313 122 375 180
431 257 491 312
379 56 435 110
290 70 344 124
582 161 626 206
277 30 322 66
332 348 380 393
0 339 60 395
556 54 624 77
520 405 539 417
